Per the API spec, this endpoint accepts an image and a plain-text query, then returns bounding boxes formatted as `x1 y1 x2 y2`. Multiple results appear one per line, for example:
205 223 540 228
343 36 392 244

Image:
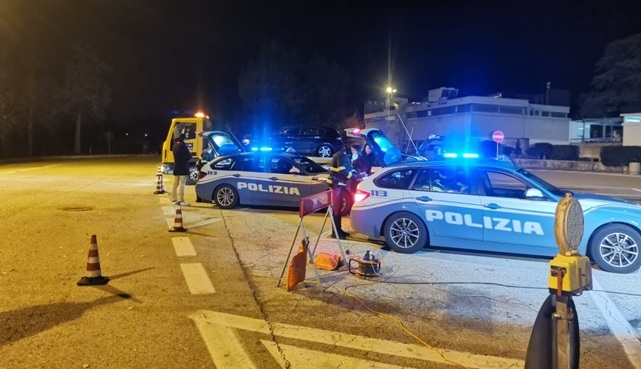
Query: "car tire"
316 145 333 158
589 224 641 273
213 184 239 209
383 212 428 254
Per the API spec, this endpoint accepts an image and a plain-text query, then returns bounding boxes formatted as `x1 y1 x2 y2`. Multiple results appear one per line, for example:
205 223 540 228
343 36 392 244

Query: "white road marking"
632 188 641 193
187 218 221 229
189 310 524 369
165 217 175 229
191 312 258 369
180 263 216 295
262 340 414 369
172 237 196 257
0 163 64 175
162 205 176 217
590 276 641 368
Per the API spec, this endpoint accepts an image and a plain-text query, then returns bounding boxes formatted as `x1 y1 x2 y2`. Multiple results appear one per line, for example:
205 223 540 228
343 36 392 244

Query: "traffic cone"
169 203 188 232
156 163 162 176
77 235 109 286
154 172 166 194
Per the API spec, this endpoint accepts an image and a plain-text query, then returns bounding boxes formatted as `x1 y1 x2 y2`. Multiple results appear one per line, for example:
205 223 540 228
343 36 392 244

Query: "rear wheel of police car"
589 224 641 274
316 145 333 158
384 212 428 254
213 184 239 209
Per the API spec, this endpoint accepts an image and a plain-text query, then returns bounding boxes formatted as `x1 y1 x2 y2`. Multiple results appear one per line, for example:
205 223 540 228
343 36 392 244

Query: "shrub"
526 143 553 159
600 146 641 167
551 145 579 161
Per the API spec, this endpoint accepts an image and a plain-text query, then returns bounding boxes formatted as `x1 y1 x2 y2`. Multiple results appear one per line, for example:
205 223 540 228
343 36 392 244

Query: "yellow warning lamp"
194 112 209 119
548 193 592 295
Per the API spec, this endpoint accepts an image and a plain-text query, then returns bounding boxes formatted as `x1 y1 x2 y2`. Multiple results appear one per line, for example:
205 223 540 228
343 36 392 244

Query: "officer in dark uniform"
327 145 358 238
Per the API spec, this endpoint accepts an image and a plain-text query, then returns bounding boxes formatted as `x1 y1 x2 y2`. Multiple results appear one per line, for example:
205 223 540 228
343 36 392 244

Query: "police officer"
327 145 359 238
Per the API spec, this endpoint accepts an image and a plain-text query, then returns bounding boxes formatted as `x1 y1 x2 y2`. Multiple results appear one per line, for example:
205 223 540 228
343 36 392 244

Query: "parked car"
347 127 641 274
250 125 343 158
195 152 329 208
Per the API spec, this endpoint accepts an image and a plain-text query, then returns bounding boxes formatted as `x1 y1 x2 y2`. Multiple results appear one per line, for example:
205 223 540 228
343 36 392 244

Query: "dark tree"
580 33 641 117
61 41 111 155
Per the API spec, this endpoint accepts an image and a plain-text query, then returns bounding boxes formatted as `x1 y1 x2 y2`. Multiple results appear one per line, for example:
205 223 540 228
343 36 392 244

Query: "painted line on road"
189 310 524 369
590 276 641 369
0 163 64 175
631 188 641 193
180 263 216 295
188 218 221 229
162 205 176 217
172 237 196 257
262 340 413 369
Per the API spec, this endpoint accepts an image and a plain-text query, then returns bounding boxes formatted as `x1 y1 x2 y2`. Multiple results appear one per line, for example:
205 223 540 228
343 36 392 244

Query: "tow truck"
161 113 244 184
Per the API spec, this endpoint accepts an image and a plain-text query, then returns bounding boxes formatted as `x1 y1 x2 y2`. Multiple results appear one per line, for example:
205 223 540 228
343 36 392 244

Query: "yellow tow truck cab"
161 113 243 184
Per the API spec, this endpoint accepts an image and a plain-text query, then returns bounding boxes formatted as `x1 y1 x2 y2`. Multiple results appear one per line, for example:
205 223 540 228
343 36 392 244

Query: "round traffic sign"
492 131 504 143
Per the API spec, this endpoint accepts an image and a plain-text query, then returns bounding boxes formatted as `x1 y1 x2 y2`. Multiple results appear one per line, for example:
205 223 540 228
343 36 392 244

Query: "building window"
499 106 525 115
541 111 550 117
407 111 417 119
551 112 567 118
471 104 499 113
416 110 428 118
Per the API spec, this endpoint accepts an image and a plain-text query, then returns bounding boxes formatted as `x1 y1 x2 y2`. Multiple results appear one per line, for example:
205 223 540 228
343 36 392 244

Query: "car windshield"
518 168 565 196
371 131 395 152
209 133 236 148
291 156 327 173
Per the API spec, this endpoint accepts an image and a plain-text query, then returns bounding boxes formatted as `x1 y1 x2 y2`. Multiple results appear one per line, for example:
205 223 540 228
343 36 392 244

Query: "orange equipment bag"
315 253 342 271
286 238 309 291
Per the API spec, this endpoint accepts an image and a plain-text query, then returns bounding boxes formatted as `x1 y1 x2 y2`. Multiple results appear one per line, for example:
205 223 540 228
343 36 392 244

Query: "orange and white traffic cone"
77 235 109 286
154 173 167 194
156 163 162 176
169 203 188 232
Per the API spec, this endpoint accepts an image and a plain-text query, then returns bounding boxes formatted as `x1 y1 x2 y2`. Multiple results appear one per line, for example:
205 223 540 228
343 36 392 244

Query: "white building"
364 88 571 150
621 113 641 146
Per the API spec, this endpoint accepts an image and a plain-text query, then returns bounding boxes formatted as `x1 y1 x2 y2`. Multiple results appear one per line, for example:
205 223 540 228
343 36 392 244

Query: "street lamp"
386 86 397 111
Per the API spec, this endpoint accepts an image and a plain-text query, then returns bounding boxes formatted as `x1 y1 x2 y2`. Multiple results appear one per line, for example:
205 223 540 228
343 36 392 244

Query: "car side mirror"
525 188 545 199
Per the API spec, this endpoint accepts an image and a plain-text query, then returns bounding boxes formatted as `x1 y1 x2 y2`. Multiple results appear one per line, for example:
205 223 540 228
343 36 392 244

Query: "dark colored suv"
253 125 344 158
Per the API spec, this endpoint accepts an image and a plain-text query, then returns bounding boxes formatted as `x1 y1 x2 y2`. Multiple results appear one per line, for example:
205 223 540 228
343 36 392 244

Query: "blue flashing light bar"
463 153 479 158
443 153 457 158
443 153 479 159
260 147 272 151
251 147 258 151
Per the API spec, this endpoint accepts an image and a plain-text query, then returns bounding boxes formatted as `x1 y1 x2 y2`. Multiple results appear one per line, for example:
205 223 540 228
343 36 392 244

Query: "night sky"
6 0 641 132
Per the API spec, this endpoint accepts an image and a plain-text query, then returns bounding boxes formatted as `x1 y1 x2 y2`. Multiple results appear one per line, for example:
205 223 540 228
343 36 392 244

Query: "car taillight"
354 190 370 202
198 171 207 180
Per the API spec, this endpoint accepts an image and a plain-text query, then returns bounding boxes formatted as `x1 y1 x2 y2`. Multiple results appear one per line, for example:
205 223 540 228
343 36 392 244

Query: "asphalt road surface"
0 157 640 369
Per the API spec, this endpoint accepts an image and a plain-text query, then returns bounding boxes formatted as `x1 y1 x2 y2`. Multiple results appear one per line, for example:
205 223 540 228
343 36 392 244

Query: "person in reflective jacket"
327 146 357 238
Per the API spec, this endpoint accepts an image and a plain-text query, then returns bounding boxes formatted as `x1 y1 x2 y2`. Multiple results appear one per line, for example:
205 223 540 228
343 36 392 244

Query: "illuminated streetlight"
386 86 397 112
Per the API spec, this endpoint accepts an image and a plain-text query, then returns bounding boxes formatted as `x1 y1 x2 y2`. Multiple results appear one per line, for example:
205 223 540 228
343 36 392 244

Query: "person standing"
326 145 357 238
344 144 366 216
172 134 192 206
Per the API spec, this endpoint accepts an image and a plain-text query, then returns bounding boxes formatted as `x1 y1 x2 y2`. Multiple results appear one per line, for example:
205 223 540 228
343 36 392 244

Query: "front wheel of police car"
213 184 239 209
384 212 428 254
589 224 641 274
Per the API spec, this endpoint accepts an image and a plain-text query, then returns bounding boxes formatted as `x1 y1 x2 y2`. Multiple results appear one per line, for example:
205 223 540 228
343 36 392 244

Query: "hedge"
526 143 553 159
600 146 641 167
551 145 579 161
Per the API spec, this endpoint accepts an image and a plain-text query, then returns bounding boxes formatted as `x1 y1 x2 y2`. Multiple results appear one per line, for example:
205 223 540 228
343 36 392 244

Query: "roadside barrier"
169 203 188 232
154 164 167 194
77 235 110 286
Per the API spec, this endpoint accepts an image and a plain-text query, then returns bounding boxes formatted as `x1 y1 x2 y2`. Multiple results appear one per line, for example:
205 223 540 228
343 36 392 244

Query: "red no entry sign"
492 131 504 143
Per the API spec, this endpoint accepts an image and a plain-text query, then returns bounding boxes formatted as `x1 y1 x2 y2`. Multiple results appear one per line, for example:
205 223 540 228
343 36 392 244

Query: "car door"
231 154 269 205
408 166 484 247
298 126 319 154
477 168 557 254
264 155 315 207
273 126 301 152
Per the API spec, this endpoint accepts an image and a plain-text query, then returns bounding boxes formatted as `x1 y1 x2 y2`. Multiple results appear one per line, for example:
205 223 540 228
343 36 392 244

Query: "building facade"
621 113 641 146
363 90 571 151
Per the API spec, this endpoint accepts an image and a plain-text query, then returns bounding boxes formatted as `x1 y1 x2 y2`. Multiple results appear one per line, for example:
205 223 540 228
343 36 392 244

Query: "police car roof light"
462 153 479 158
443 153 457 158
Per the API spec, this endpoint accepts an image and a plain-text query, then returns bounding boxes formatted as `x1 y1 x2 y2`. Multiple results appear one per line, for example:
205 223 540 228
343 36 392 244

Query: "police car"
347 131 641 273
195 152 329 209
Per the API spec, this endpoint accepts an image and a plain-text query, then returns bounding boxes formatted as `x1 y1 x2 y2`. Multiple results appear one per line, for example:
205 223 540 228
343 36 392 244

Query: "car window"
413 168 471 194
269 156 299 174
237 156 261 172
281 127 300 136
291 156 326 173
213 157 235 170
376 169 417 189
318 128 328 136
483 171 529 198
300 126 318 136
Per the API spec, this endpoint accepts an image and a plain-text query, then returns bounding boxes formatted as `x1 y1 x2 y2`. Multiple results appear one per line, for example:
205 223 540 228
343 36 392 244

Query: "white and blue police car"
351 158 641 273
195 152 329 209
346 129 640 273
